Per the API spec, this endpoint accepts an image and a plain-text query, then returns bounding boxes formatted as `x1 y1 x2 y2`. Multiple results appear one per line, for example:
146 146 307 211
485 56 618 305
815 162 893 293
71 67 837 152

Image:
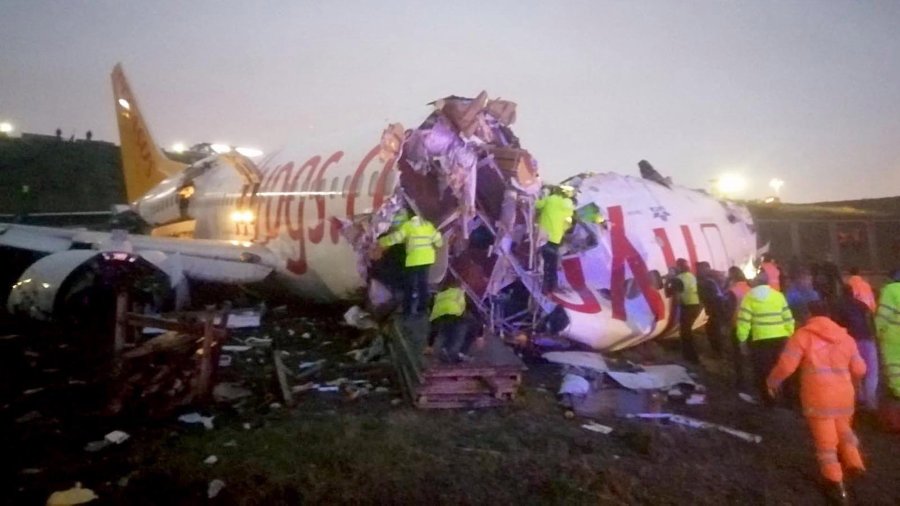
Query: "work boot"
824 480 850 506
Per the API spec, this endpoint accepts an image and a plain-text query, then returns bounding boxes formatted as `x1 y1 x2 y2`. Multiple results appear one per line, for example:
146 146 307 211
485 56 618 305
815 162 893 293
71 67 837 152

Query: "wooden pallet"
387 315 525 409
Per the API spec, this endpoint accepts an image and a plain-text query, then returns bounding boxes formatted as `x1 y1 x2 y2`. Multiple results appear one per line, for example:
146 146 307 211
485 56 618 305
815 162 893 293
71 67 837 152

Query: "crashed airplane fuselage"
3 66 757 351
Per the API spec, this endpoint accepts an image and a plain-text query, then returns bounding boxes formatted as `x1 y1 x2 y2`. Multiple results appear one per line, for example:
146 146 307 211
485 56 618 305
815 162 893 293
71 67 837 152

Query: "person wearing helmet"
535 185 575 294
736 271 795 404
378 212 443 316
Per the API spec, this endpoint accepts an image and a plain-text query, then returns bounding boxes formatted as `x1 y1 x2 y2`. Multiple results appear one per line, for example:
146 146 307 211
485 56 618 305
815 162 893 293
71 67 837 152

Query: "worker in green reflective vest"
672 258 701 364
737 272 795 404
378 213 443 316
876 268 900 399
536 185 575 293
430 279 478 363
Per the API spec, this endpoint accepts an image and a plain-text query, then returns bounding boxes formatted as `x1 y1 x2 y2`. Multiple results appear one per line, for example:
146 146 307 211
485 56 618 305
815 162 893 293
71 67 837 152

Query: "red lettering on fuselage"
549 257 602 313
607 206 665 322
309 152 343 244
681 225 698 271
249 145 389 276
553 207 668 325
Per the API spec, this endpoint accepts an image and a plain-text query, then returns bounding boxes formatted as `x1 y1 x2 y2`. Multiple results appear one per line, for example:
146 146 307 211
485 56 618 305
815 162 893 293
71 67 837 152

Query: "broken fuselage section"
349 94 757 351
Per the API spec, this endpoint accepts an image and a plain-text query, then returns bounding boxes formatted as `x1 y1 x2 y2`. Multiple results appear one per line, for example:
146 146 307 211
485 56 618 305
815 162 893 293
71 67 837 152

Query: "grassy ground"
3 312 900 505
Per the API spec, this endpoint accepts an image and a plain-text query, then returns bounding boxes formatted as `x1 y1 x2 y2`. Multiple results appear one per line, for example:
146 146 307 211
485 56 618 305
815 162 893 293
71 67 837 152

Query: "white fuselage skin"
134 138 756 351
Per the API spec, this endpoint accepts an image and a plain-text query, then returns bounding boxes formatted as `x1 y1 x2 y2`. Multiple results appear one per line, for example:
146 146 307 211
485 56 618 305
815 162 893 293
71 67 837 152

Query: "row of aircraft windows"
145 170 396 214
260 170 395 199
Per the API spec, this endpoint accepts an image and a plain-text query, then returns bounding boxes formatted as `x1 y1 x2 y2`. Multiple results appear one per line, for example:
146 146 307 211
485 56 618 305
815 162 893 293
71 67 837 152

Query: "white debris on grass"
686 393 706 405
221 345 251 353
207 479 226 499
204 455 218 465
104 430 130 445
606 365 696 390
178 413 215 430
542 351 609 372
628 413 762 443
558 374 590 395
581 421 614 434
343 305 377 329
212 382 253 403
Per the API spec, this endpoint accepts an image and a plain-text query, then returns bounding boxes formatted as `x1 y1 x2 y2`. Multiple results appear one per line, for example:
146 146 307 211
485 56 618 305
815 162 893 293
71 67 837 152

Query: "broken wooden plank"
272 349 295 407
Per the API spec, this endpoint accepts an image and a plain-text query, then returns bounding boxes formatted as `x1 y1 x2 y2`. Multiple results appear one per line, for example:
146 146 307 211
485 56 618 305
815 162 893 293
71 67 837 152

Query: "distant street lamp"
713 173 747 198
0 122 14 134
769 178 785 197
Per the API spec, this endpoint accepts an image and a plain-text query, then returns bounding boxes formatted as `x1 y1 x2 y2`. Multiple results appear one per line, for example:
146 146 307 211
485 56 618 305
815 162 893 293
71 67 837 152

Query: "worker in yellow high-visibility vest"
378 213 443 316
876 268 900 400
536 185 575 293
430 280 479 363
671 258 701 363
736 272 795 404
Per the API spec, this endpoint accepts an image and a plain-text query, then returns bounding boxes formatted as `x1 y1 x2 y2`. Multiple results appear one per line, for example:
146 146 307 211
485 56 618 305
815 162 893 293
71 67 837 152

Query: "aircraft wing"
0 224 279 284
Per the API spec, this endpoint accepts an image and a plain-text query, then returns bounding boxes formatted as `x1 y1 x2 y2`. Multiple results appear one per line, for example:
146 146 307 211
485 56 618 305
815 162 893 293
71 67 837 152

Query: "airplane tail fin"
111 63 187 202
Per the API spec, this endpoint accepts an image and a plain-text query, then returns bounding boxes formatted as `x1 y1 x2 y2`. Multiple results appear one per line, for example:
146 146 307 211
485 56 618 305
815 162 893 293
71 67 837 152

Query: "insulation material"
345 92 554 339
605 365 696 391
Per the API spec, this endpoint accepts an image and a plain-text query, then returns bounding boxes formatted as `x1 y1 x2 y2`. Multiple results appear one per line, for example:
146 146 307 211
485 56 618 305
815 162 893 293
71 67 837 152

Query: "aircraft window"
349 174 362 196
384 170 397 192
330 177 339 198
625 278 641 300
342 175 351 196
368 171 380 196
648 270 663 290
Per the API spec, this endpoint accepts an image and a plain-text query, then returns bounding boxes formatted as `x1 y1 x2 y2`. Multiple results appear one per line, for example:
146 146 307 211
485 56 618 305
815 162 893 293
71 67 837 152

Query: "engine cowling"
7 250 170 322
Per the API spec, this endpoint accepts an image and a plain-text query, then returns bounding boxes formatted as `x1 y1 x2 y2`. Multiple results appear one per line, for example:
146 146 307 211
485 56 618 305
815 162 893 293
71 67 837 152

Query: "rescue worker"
736 273 795 404
785 270 821 326
846 266 876 312
876 268 900 400
371 207 413 298
430 280 476 363
378 213 443 316
725 266 751 390
697 261 726 357
672 258 701 363
767 301 866 504
760 254 782 291
536 185 575 294
834 284 879 411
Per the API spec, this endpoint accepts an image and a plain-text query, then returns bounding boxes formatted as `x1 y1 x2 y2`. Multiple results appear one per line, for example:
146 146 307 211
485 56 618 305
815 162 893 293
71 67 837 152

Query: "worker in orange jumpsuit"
767 300 866 504
845 266 876 312
759 254 781 291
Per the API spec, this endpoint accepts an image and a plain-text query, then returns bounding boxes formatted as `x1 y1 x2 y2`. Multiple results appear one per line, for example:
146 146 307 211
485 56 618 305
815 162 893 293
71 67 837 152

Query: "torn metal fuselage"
348 94 757 352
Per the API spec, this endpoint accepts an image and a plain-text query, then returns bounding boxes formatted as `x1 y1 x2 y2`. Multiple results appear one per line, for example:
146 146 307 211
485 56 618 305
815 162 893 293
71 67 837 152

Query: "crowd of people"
671 254 900 503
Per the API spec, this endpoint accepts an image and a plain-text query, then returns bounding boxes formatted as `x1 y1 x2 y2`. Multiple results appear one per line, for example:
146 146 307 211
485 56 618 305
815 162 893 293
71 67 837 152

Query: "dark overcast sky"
2 0 899 202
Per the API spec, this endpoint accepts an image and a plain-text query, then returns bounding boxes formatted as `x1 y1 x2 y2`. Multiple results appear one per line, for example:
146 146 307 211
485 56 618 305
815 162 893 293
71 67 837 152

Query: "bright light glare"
211 143 232 154
715 173 747 196
117 98 131 110
235 147 263 158
230 209 255 223
171 142 186 153
741 258 757 280
0 122 13 134
769 178 784 194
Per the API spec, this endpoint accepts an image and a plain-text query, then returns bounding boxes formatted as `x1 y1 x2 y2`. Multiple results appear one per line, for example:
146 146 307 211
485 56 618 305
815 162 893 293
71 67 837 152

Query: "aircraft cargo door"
700 224 728 271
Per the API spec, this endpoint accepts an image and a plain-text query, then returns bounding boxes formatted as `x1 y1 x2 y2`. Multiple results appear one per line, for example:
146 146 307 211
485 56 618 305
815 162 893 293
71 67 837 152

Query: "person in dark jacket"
786 270 821 325
697 261 726 357
834 285 879 411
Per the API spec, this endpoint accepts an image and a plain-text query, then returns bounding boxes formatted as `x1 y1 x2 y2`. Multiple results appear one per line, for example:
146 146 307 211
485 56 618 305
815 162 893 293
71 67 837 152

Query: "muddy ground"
1 307 898 505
